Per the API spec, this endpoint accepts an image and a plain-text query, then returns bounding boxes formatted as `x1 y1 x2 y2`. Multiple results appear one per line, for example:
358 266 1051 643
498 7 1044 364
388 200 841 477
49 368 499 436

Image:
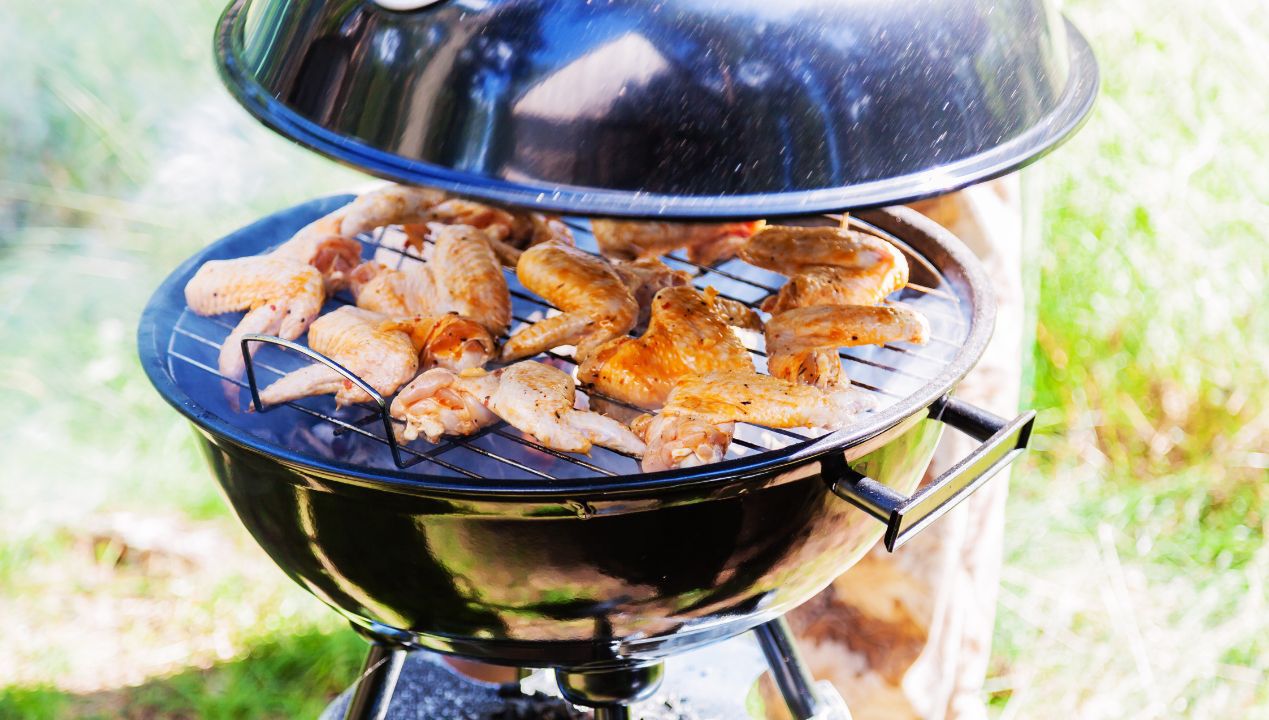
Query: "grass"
0 0 1265 717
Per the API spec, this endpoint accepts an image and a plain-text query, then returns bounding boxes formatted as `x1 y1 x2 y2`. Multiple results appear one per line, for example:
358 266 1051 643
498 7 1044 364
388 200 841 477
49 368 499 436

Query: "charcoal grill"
138 0 1097 717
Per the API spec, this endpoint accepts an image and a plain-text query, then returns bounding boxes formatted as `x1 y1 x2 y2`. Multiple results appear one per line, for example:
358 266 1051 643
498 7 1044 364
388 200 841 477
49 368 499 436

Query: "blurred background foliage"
0 0 1264 718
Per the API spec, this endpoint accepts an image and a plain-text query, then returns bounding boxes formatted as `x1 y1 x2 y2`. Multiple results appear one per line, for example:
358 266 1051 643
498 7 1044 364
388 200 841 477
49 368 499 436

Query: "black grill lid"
216 0 1097 219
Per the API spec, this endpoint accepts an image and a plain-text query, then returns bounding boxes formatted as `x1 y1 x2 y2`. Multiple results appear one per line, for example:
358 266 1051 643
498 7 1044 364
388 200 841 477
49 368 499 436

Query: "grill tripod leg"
343 638 408 720
593 706 632 720
754 618 821 720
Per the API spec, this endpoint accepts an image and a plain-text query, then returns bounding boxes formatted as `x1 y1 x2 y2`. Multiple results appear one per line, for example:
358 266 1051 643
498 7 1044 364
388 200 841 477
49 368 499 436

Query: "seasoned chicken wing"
402 201 574 266
338 185 451 238
501 243 638 362
349 261 435 317
592 219 766 265
391 361 645 456
428 225 512 336
632 413 734 473
271 211 363 291
258 306 418 407
739 225 910 313
391 368 500 443
738 225 894 275
613 257 692 331
765 305 929 390
577 286 755 410
489 362 646 456
184 255 326 383
662 372 874 429
381 314 495 373
633 371 875 471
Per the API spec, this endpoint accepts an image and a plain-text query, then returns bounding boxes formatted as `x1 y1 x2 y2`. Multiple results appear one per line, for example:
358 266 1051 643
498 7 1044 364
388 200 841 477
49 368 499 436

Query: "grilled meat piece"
633 371 875 471
427 225 512 337
501 243 638 362
382 314 495 373
349 261 435 317
765 305 929 390
592 219 766 265
578 286 755 410
391 368 501 443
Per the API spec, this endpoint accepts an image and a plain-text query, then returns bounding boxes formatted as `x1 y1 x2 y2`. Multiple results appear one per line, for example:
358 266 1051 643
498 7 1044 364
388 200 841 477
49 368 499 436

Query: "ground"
0 0 1264 718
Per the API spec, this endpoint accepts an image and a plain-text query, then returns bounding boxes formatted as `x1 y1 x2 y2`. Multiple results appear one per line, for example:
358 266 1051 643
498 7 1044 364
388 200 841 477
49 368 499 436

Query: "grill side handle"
828 397 1036 551
240 334 407 468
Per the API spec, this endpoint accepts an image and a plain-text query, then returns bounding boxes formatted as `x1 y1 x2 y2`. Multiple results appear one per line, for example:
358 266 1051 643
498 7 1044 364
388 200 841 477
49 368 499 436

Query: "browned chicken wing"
592 219 766 265
577 286 756 410
501 243 638 362
739 225 910 313
184 255 326 383
765 305 930 390
271 212 363 291
402 201 574 266
258 306 418 407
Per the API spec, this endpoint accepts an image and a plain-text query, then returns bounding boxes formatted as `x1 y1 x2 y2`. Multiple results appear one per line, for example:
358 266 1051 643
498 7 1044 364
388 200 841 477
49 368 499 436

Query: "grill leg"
593 706 632 720
754 618 820 720
343 637 408 720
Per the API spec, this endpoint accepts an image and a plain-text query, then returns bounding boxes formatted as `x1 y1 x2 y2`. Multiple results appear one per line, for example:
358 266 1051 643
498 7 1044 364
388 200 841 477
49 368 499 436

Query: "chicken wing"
381 314 495 373
613 257 692 331
349 261 435 317
592 219 766 265
338 185 451 238
577 286 755 410
391 361 646 456
633 371 875 471
501 243 638 362
258 306 418 407
391 368 501 443
765 305 929 390
184 255 326 382
271 211 363 291
402 201 574 266
739 225 910 313
489 362 645 456
632 413 734 472
428 225 512 336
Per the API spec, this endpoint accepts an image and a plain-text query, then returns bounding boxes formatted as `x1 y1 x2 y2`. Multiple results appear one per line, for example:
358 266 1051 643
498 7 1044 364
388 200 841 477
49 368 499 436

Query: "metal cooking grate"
164 216 969 481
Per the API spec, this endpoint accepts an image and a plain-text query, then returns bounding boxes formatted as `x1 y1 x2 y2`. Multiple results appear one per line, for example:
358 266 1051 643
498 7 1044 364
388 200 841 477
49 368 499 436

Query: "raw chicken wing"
489 362 646 456
391 368 500 443
258 306 418 407
428 225 512 336
184 255 325 382
382 314 495 373
349 261 435 317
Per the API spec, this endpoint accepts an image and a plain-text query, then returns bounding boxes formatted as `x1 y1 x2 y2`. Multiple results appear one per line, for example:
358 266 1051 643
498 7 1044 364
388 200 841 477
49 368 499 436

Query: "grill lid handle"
828 397 1035 551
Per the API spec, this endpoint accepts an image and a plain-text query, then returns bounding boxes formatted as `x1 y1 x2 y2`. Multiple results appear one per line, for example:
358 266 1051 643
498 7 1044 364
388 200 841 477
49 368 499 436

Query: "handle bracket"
240 334 407 469
830 397 1035 551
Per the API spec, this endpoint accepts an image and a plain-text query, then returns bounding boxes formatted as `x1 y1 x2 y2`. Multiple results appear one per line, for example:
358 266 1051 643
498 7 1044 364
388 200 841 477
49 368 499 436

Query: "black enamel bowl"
138 197 1032 668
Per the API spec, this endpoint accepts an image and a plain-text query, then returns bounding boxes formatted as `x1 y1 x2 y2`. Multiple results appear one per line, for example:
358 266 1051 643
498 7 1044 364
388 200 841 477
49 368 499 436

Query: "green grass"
0 0 1265 717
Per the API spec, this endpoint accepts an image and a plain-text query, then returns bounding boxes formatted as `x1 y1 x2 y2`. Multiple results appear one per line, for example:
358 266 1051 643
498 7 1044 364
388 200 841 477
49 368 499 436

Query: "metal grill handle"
240 334 407 468
828 397 1035 551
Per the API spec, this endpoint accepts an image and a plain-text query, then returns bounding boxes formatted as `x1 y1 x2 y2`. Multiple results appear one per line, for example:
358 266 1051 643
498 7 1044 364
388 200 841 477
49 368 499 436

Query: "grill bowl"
140 197 1001 666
